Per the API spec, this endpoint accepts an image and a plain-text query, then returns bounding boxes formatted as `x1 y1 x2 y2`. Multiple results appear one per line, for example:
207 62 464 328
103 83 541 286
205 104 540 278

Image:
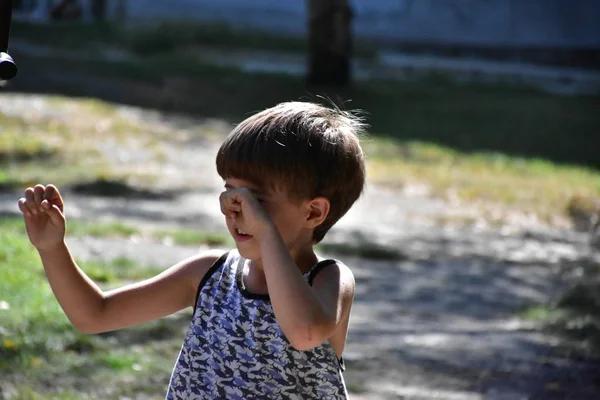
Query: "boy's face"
223 177 311 261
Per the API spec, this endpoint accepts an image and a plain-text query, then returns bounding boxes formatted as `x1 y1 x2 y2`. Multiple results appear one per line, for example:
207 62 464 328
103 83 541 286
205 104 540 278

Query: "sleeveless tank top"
166 250 349 399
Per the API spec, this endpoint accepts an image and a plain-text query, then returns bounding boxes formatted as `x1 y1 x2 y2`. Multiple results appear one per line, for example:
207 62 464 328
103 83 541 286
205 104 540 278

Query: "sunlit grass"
68 221 140 238
0 117 57 160
364 139 600 221
154 229 233 247
0 224 184 397
0 230 75 368
0 216 231 247
0 101 140 189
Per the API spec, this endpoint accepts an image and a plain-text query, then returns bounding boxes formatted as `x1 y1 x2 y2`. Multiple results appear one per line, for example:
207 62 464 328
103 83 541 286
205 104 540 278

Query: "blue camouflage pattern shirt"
166 250 348 399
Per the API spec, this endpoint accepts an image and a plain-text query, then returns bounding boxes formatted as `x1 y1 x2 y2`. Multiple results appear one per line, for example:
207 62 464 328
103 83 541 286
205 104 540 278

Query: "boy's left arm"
259 228 355 351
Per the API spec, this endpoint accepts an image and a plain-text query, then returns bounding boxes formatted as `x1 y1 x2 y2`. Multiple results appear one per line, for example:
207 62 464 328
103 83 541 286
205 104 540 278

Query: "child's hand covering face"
219 188 274 239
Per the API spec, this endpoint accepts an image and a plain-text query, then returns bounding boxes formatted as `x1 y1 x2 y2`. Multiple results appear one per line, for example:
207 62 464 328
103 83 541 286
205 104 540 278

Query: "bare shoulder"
334 260 354 284
311 259 355 295
181 249 229 290
310 259 355 352
313 259 355 282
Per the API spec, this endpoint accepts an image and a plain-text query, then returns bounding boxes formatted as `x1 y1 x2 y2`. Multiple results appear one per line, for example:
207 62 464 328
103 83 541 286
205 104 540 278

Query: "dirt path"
2 93 600 399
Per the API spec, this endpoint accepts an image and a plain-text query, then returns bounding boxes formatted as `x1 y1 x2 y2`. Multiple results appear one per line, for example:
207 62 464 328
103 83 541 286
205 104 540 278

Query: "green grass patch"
97 351 140 371
80 257 164 283
346 382 368 394
155 229 233 247
0 115 58 162
519 269 600 353
0 230 78 369
68 220 140 238
0 113 63 189
12 20 377 59
365 139 600 221
1 216 230 248
0 385 99 400
0 216 140 239
0 222 186 397
0 100 142 189
518 305 563 322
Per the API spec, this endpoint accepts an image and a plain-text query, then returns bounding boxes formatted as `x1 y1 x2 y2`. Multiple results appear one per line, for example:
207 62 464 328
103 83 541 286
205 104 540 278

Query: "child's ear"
305 197 330 228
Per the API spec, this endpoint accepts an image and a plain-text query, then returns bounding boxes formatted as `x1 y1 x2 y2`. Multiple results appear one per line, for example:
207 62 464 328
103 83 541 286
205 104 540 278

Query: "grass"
551 281 600 352
364 139 600 222
518 306 558 322
0 217 189 398
0 216 138 238
519 260 600 355
520 301 600 354
0 94 150 190
346 382 368 394
0 216 231 247
154 229 233 247
11 20 378 59
68 220 139 238
80 257 165 283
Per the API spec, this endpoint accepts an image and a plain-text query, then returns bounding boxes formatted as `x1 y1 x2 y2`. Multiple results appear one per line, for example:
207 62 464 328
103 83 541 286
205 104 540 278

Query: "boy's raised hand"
17 184 66 251
219 188 274 239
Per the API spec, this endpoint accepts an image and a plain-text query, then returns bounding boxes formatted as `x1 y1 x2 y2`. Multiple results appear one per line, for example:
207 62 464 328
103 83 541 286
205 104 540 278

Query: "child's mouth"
235 229 253 241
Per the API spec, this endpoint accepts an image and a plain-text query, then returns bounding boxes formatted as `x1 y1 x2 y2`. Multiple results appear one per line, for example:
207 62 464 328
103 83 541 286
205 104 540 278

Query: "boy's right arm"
38 244 223 334
19 184 224 334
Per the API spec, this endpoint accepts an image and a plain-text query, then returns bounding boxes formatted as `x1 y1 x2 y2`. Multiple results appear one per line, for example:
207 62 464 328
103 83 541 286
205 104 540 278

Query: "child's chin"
236 245 260 261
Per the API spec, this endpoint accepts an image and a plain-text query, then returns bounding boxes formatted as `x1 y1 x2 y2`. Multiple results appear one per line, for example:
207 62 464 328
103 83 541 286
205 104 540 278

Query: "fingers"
18 184 65 219
219 191 241 217
44 203 66 226
44 184 64 212
24 187 38 216
33 184 45 213
18 198 32 218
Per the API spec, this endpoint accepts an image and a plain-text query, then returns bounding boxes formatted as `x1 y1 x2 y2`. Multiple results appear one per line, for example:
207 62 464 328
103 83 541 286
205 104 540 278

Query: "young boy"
18 101 366 399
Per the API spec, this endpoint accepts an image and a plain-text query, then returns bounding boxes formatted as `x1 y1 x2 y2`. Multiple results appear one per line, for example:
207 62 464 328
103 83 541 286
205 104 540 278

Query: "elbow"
77 297 109 334
71 317 102 335
68 303 107 335
76 325 104 335
286 320 335 351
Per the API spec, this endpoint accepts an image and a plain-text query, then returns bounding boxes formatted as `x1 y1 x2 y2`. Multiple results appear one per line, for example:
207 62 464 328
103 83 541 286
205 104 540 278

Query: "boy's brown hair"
216 101 366 243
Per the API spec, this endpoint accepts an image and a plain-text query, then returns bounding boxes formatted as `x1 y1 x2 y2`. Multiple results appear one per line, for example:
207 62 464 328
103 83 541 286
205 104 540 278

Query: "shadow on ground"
339 254 600 398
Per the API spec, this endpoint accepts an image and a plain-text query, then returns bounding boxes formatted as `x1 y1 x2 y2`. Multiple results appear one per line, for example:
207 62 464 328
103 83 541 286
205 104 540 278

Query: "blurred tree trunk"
307 0 353 86
91 0 106 21
50 0 82 20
